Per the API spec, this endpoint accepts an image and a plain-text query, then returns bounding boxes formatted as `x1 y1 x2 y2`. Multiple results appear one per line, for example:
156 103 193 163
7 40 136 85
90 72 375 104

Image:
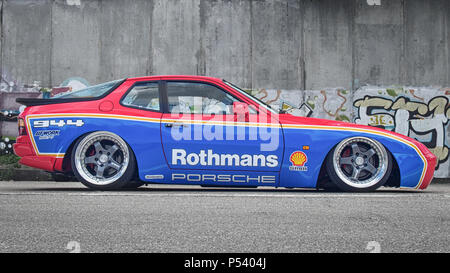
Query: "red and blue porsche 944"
14 75 436 191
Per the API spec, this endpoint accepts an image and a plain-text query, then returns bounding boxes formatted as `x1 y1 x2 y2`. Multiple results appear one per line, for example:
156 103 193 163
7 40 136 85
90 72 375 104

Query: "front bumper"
417 144 437 190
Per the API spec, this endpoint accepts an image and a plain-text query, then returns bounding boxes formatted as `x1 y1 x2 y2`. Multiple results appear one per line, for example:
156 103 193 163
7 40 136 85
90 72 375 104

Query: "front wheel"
326 137 393 192
71 131 136 190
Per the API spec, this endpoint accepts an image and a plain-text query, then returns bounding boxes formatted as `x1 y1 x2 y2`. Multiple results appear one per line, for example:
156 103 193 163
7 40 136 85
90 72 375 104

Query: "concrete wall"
0 0 447 90
0 0 448 176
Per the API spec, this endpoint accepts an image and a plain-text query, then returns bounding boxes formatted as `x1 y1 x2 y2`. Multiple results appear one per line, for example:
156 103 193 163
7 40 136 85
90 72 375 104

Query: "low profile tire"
325 136 393 192
121 181 144 189
71 131 136 190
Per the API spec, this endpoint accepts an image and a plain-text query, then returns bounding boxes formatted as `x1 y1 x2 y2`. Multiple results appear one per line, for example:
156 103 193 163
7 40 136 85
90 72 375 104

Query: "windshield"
222 80 278 114
52 79 123 99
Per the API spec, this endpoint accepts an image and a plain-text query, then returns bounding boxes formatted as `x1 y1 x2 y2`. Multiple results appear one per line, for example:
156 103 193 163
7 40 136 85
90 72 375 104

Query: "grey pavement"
0 181 449 253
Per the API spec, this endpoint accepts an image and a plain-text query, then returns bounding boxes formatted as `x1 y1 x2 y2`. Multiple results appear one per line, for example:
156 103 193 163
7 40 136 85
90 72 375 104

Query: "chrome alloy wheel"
74 131 129 186
332 137 389 189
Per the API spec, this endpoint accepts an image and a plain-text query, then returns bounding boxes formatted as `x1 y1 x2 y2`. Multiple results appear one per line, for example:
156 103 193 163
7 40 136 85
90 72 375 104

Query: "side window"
122 82 160 111
167 82 238 114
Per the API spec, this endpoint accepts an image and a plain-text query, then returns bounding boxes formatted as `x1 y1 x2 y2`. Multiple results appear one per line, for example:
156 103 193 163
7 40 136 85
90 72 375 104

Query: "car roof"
126 75 223 82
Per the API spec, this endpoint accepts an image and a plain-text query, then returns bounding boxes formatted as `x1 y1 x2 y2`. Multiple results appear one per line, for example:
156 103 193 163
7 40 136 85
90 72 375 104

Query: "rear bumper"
13 135 58 171
13 135 35 157
19 156 57 171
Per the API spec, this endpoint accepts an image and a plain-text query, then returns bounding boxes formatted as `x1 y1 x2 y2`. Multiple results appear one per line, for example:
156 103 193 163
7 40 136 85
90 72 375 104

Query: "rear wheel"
326 137 392 192
71 131 136 190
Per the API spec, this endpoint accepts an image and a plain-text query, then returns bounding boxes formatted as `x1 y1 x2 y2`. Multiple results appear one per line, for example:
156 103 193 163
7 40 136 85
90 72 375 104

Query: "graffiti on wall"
353 86 450 170
250 89 310 116
251 86 450 177
250 88 353 121
304 89 352 122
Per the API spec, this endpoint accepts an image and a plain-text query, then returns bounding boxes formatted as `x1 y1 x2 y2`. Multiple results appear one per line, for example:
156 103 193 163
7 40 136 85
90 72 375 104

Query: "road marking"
0 191 444 199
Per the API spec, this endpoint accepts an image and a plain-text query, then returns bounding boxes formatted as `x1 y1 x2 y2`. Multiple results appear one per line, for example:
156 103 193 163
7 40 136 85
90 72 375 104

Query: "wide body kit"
14 76 436 190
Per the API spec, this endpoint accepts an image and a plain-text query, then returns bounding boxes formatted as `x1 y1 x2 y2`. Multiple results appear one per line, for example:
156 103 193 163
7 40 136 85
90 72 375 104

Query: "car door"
118 80 167 182
160 80 284 186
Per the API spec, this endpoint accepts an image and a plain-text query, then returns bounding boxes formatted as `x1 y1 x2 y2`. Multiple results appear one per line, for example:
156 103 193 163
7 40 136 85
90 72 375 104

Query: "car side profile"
14 75 436 191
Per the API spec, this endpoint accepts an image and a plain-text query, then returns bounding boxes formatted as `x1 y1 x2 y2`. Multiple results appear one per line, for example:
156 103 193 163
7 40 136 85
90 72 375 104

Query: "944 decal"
33 119 84 128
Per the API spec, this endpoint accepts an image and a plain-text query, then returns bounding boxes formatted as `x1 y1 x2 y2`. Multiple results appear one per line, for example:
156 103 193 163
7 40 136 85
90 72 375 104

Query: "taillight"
18 118 27 136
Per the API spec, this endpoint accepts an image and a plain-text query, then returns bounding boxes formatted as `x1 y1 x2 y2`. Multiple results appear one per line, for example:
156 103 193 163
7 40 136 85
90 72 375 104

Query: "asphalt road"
0 181 449 253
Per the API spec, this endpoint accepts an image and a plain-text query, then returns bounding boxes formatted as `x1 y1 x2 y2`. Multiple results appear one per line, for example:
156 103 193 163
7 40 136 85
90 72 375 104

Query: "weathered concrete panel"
2 0 52 88
0 91 39 110
0 121 16 138
51 0 101 86
354 0 403 86
100 0 153 81
0 0 3 80
201 0 252 88
304 0 353 90
152 0 201 75
251 0 302 89
355 0 403 25
353 85 450 178
404 0 448 86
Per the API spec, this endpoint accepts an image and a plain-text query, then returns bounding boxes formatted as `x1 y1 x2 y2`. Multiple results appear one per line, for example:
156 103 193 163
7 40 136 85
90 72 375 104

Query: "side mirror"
233 101 249 114
233 101 249 121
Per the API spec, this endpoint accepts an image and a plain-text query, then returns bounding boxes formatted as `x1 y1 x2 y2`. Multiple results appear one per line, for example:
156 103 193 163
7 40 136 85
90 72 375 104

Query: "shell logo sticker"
289 151 308 171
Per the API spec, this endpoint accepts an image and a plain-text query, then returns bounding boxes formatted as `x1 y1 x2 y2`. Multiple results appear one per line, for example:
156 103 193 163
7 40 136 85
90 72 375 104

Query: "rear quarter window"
121 82 160 111
52 79 123 99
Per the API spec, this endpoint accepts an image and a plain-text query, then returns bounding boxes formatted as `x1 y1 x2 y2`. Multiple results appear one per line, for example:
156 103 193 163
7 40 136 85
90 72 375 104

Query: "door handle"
165 122 188 128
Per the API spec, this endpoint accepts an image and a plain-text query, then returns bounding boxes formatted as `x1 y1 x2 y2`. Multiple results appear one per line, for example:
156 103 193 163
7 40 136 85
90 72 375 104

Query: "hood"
277 113 433 154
